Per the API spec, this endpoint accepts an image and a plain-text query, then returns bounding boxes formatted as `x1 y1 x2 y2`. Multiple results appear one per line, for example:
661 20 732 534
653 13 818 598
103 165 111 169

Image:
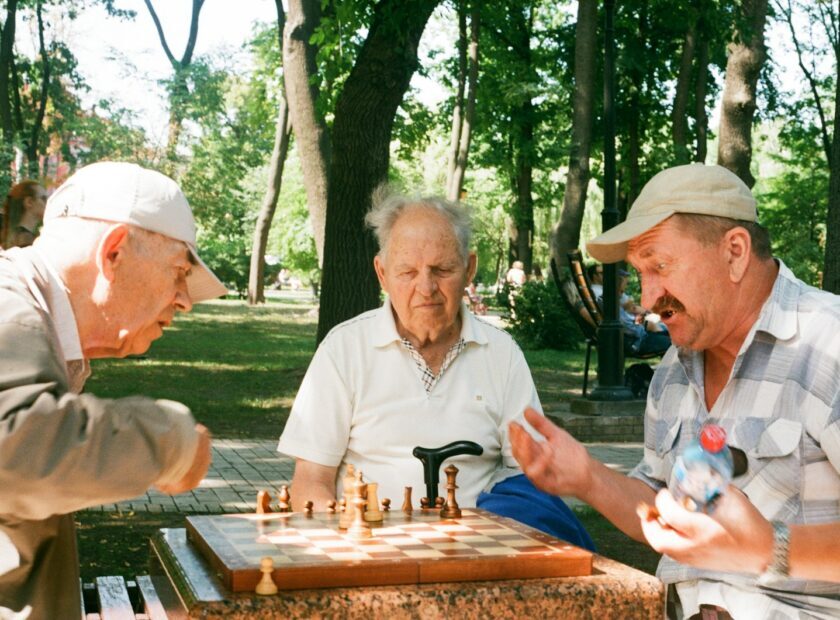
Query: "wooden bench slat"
94 575 135 620
135 575 169 620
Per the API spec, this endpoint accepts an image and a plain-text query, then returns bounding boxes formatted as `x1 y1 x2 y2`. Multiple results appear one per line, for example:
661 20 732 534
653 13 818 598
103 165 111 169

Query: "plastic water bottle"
670 424 734 512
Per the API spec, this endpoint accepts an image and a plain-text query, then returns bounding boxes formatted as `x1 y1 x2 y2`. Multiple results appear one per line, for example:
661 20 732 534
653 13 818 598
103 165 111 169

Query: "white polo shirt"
277 299 542 506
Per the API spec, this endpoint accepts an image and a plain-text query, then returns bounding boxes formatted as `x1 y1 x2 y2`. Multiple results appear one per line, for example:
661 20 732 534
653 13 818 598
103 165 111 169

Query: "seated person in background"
464 281 487 315
617 270 671 355
0 180 48 249
588 262 670 355
278 192 592 549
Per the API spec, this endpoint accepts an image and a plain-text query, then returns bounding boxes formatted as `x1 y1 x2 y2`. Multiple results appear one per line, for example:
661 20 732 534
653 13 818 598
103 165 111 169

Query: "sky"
16 2 813 152
58 1 281 145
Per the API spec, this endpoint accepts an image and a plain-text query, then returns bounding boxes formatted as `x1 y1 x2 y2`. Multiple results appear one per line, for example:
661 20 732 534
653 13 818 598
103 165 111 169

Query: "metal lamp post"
588 0 634 401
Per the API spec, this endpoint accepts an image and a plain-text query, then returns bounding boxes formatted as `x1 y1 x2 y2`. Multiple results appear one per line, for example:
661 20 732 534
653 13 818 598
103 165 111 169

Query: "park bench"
80 574 179 619
550 251 662 396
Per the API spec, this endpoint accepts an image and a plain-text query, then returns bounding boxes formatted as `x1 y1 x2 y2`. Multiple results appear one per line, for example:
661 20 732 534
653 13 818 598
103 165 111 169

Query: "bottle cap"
699 424 727 453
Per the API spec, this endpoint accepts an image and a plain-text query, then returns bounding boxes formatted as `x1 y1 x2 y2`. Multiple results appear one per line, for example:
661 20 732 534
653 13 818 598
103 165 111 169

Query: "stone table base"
150 528 665 619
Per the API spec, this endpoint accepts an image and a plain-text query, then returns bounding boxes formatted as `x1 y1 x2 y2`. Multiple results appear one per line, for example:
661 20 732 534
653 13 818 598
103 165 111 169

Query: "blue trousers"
476 473 595 551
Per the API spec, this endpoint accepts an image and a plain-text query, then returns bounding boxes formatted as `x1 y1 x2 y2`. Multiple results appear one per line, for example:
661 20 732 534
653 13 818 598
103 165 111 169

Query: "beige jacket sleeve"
0 300 199 521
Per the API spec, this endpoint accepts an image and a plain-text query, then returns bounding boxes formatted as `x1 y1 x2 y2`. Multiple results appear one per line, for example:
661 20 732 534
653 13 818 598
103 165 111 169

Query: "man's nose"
416 270 438 296
176 281 193 313
639 276 662 310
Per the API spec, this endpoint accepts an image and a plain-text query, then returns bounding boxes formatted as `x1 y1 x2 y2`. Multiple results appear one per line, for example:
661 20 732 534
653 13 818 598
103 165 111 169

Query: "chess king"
277 191 593 549
0 162 226 618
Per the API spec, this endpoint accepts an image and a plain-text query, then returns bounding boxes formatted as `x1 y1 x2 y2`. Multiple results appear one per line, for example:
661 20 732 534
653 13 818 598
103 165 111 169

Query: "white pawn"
255 556 278 595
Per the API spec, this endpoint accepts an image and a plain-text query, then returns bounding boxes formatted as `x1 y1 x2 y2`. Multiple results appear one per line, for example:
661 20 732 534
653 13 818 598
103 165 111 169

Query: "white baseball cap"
586 163 757 263
44 161 227 302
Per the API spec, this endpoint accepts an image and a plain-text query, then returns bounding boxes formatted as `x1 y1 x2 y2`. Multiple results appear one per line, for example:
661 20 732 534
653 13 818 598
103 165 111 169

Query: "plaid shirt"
630 261 840 619
401 337 466 394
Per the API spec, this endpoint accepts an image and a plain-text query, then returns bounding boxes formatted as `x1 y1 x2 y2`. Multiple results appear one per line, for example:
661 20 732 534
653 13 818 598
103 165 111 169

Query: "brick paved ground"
88 440 642 514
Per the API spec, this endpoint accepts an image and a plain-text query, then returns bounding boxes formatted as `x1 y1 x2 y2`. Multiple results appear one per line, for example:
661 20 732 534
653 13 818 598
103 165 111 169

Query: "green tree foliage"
502 280 582 350
179 27 281 294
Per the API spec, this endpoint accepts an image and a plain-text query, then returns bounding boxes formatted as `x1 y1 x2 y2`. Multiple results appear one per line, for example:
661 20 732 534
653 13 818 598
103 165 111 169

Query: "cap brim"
187 247 228 303
586 211 674 263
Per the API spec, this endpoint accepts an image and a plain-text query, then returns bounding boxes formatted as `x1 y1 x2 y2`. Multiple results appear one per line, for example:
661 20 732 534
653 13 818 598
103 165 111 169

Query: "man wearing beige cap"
511 164 840 618
0 162 227 618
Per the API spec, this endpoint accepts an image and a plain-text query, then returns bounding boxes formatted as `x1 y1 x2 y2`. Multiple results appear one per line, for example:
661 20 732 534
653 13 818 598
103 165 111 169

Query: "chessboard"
186 508 593 592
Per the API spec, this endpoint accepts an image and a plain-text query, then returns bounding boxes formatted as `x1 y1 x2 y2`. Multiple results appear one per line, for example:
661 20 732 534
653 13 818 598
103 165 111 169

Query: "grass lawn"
76 295 660 580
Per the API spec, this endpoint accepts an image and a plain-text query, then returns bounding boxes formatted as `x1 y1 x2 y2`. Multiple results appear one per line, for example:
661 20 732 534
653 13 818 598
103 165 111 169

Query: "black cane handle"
412 440 484 501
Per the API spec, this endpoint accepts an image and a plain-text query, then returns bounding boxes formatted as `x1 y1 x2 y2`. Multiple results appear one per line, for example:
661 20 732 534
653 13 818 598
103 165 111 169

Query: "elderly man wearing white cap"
0 162 227 618
510 164 840 619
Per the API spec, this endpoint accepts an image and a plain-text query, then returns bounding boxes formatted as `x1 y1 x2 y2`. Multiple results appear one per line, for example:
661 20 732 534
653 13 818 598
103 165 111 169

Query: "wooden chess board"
186 508 593 592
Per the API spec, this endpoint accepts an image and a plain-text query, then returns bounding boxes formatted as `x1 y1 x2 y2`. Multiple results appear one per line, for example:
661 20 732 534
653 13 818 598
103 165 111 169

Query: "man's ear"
723 226 751 283
373 254 388 292
466 252 477 284
96 224 131 281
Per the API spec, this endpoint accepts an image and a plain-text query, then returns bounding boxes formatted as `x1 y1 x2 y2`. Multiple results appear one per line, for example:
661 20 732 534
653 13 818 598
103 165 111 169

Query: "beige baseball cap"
586 163 757 263
44 161 228 302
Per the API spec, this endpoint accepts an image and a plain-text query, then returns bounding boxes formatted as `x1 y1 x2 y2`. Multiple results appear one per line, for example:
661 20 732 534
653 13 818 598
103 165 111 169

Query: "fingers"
157 424 212 495
521 407 564 442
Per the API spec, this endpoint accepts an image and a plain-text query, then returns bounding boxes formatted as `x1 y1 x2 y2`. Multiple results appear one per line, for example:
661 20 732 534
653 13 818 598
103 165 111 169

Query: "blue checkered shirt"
630 261 840 618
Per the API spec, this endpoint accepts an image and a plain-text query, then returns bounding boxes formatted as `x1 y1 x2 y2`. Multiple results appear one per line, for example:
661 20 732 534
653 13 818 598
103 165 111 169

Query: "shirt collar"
28 247 85 362
373 297 488 348
677 258 799 382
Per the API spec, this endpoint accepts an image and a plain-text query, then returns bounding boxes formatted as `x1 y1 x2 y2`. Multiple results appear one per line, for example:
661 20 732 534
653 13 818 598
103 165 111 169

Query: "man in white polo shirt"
278 193 592 549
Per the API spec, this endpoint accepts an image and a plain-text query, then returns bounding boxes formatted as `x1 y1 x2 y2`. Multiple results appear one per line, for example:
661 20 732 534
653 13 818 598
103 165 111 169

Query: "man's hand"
509 408 593 499
156 423 212 495
637 486 773 575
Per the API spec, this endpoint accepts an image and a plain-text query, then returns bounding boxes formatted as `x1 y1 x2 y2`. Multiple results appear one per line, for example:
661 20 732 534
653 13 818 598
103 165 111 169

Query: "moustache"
651 294 685 316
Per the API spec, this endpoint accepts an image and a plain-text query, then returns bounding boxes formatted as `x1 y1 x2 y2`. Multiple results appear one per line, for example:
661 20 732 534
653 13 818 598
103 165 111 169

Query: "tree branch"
143 0 177 67
181 0 206 66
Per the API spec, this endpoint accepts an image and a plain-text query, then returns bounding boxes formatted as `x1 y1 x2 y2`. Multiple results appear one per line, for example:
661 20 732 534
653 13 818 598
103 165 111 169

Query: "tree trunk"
445 0 466 198
716 0 768 188
821 0 840 292
144 0 205 166
248 3 292 305
25 1 49 178
672 22 695 164
0 0 19 194
284 0 330 265
316 0 439 343
448 2 479 202
694 37 709 162
550 0 597 268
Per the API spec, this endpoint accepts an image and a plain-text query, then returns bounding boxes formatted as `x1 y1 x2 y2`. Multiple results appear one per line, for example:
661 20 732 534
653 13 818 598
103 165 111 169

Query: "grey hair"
364 189 473 264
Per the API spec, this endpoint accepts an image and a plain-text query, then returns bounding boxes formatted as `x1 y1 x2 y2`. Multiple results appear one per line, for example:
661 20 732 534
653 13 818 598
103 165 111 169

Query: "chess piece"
440 463 462 519
435 497 445 508
339 465 356 529
364 482 383 523
339 496 352 530
256 490 273 514
305 500 314 516
327 499 337 514
277 485 292 512
255 556 278 595
382 498 391 512
402 487 413 513
420 497 430 510
347 471 371 540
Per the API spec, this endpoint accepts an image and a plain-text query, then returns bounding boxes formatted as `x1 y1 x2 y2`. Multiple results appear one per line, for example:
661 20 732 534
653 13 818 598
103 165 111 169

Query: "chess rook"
402 487 413 513
364 482 383 523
